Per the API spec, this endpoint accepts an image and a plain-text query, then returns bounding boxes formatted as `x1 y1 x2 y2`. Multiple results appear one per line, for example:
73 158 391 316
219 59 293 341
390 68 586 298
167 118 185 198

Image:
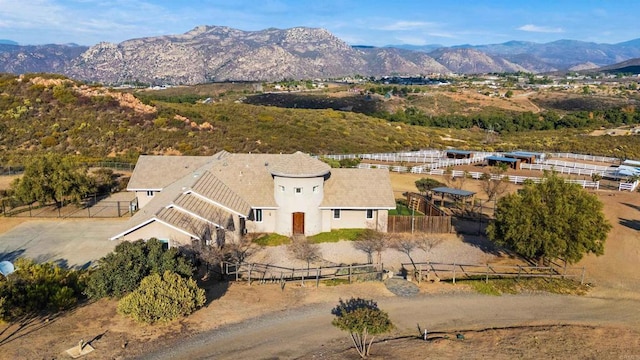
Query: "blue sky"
2 0 639 46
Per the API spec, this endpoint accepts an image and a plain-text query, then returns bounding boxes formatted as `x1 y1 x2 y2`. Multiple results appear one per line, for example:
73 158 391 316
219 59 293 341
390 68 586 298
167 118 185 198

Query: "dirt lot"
0 171 639 359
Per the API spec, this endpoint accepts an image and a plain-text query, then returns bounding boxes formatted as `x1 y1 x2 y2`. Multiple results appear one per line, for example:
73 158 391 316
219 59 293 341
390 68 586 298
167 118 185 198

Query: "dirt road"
138 292 640 360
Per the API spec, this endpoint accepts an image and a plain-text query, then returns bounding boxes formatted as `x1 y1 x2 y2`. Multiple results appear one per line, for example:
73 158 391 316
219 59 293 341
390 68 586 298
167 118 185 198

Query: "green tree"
331 298 394 358
414 177 444 194
11 153 95 207
487 172 611 265
504 90 514 98
117 270 205 323
319 157 341 168
85 239 194 299
0 258 85 320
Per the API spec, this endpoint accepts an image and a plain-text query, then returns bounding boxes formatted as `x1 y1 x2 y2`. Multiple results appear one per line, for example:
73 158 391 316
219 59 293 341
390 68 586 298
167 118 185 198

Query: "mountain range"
2 26 640 85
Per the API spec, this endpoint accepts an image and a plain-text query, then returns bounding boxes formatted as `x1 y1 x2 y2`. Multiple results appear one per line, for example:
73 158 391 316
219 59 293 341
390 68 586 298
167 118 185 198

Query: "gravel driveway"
138 292 640 360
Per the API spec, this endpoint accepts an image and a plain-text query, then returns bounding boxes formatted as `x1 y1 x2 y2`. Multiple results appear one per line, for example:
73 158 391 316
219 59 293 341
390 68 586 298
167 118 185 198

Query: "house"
110 151 396 247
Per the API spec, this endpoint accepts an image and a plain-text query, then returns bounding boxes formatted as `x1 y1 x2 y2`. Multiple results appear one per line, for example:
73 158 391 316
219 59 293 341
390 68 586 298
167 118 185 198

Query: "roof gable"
321 168 395 208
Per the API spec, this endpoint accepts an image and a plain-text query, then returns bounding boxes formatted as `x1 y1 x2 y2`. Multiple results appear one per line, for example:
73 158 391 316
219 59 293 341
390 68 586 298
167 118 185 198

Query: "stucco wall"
135 190 157 209
246 209 277 234
273 176 324 236
119 220 192 247
328 209 388 232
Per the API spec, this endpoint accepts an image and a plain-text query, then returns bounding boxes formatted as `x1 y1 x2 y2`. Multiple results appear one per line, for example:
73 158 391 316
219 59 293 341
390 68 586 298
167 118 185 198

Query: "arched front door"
292 212 305 235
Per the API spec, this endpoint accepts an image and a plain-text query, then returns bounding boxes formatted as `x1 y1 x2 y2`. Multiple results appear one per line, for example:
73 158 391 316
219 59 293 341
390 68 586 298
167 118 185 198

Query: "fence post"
248 264 253 285
235 263 239 281
452 263 456 284
517 265 521 281
417 264 422 284
348 264 352 284
485 264 489 283
117 201 122 217
316 267 320 288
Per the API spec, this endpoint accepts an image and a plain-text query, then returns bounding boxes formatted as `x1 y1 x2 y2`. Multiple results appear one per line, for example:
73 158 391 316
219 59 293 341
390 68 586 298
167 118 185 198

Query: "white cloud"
517 24 564 33
380 21 436 31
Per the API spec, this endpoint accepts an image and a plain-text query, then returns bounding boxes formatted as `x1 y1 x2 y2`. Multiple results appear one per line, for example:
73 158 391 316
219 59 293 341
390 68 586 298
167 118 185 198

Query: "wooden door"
293 212 305 235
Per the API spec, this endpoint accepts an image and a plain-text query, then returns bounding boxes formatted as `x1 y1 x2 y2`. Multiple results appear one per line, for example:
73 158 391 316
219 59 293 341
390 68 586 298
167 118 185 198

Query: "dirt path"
138 292 640 360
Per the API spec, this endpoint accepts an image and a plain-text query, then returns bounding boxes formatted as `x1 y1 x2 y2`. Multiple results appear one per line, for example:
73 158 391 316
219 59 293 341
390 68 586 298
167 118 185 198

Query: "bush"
0 258 85 320
117 271 205 323
85 239 194 299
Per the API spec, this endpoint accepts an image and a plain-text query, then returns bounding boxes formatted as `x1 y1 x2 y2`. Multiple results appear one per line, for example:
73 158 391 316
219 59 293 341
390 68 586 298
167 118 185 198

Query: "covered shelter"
486 155 520 170
445 150 474 159
430 187 476 211
504 152 537 164
511 151 545 162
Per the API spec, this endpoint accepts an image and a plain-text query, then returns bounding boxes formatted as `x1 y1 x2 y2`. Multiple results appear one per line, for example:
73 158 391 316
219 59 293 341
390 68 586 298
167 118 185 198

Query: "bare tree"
480 169 510 201
417 236 443 261
182 241 225 280
225 233 258 264
390 234 419 270
443 168 470 190
353 229 387 264
288 236 321 270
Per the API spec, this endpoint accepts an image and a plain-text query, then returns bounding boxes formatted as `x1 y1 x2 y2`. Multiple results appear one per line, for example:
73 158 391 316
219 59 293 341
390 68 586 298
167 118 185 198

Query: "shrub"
331 298 393 358
117 271 206 323
0 258 85 320
85 239 194 299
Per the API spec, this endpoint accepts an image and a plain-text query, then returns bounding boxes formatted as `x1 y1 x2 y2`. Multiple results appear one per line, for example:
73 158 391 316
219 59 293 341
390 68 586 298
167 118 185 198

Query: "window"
294 187 303 194
313 185 319 193
254 209 263 222
366 209 374 219
279 185 285 192
333 209 341 219
146 190 154 197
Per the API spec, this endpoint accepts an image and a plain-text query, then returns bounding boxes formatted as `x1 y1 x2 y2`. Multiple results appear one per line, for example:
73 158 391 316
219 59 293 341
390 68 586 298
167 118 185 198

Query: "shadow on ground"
0 249 25 263
619 218 640 231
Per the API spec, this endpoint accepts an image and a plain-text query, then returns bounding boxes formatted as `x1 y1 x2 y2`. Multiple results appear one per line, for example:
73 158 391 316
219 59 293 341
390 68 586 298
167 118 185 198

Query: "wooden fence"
387 215 453 233
223 262 383 287
403 261 586 284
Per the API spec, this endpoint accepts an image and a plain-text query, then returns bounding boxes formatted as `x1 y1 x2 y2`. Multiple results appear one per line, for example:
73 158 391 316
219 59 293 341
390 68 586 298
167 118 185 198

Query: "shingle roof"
173 193 235 228
190 171 252 215
267 151 331 178
127 155 214 190
321 168 396 208
156 207 206 239
112 152 395 240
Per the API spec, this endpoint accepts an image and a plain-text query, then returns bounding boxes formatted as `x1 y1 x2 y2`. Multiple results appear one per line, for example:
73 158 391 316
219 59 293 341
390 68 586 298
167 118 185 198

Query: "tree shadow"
200 279 230 307
619 218 640 231
622 202 640 213
457 233 505 256
0 312 61 347
0 249 25 262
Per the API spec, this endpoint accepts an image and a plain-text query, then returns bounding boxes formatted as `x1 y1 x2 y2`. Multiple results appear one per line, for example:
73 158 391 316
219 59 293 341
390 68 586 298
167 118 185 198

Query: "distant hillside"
0 40 18 45
0 73 442 161
1 27 640 84
428 48 527 73
594 58 640 74
395 38 640 71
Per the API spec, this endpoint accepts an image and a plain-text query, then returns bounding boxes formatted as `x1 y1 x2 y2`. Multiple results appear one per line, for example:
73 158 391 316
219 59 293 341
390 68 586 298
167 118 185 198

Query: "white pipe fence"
548 152 619 164
542 160 611 171
449 170 600 189
520 163 607 177
619 180 640 192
